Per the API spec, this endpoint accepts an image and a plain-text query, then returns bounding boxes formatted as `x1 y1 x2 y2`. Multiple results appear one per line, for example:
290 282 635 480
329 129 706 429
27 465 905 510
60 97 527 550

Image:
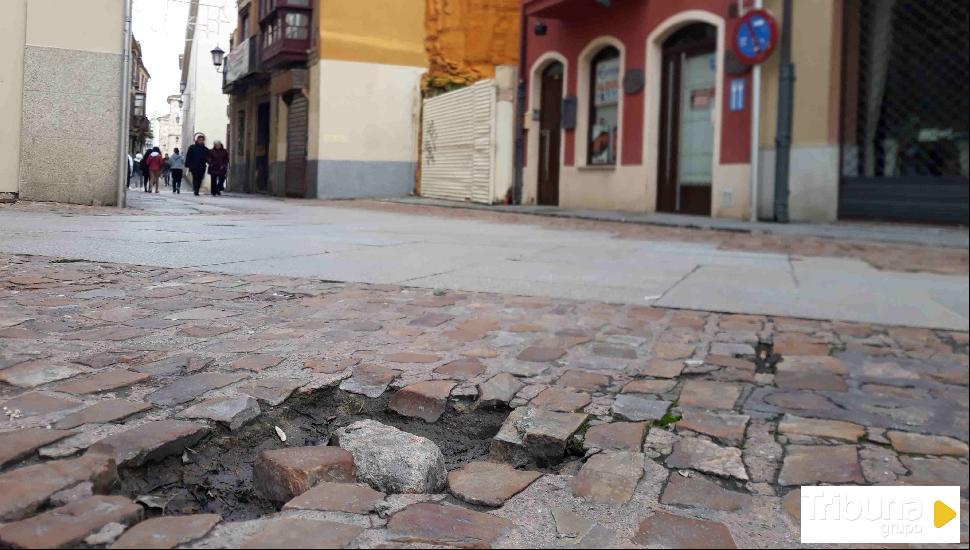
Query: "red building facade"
522 0 753 218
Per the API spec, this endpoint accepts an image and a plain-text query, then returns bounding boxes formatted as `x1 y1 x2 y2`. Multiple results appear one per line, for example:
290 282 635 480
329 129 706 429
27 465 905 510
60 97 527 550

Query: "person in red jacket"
146 147 164 193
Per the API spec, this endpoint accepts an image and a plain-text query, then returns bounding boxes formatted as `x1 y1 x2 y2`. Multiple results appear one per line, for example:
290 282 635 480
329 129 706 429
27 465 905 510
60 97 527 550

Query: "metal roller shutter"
420 80 496 203
285 94 309 197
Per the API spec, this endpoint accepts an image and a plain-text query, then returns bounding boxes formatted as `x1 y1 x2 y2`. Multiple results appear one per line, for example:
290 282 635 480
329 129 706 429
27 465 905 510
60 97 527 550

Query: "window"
588 46 620 165
284 12 309 40
263 18 281 49
240 10 250 40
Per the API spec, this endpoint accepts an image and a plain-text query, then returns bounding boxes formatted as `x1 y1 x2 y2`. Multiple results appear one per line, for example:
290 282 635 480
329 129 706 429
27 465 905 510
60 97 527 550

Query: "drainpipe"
772 0 795 222
116 0 133 208
512 3 527 204
748 0 762 222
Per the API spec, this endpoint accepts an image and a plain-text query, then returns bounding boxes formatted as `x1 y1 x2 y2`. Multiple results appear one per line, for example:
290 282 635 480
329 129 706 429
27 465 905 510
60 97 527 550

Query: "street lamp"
210 46 225 73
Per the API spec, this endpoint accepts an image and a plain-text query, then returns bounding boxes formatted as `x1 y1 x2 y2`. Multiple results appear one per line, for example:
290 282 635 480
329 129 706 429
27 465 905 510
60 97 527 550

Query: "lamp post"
210 46 225 73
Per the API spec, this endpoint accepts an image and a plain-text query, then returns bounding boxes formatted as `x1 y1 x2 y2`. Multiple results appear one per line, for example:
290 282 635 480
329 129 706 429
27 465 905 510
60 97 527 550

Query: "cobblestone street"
1 250 967 548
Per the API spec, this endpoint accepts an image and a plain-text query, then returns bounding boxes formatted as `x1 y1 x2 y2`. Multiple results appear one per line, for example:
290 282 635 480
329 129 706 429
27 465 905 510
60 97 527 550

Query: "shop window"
588 46 620 165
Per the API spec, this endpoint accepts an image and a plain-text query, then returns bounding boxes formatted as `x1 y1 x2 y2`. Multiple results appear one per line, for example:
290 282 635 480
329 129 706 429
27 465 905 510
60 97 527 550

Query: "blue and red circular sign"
731 9 778 65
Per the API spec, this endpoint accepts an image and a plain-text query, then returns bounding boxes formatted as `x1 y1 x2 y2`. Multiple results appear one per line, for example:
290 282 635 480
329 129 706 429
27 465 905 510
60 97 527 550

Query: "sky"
132 0 235 119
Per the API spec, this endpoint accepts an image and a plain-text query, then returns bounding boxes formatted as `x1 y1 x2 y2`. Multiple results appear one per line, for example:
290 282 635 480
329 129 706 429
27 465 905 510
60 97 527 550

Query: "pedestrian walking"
132 153 144 189
185 133 209 196
126 153 133 189
207 141 229 196
170 147 185 194
146 147 164 193
140 150 151 192
162 153 172 188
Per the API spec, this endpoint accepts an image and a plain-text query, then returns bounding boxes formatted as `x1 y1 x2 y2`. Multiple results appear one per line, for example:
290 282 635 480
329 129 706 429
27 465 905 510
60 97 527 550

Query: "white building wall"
180 0 231 190
311 59 424 198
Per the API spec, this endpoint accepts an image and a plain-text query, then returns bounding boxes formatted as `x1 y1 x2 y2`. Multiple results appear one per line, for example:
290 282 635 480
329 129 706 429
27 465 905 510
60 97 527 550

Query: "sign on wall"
731 9 779 65
730 79 746 111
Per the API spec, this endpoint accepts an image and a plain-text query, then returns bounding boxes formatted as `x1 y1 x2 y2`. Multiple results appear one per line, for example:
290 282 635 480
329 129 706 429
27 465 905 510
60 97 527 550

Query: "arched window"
588 46 620 165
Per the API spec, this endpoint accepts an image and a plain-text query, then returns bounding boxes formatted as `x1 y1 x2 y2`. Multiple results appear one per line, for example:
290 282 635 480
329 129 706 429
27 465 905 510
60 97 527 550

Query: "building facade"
130 36 151 155
224 0 429 198
0 0 128 205
180 0 232 191
151 95 185 155
224 0 522 199
521 0 968 224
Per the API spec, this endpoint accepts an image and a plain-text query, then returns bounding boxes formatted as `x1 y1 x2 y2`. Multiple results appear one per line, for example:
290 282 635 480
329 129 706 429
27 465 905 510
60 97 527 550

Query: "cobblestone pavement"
0 252 967 548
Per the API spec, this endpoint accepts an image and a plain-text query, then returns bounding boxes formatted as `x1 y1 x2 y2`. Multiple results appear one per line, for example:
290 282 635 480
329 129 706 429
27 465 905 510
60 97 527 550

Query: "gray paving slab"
385 197 970 248
1 192 966 330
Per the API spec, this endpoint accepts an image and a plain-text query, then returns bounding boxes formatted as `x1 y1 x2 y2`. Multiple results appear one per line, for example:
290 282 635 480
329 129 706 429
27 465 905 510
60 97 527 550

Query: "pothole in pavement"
754 340 779 373
113 388 515 521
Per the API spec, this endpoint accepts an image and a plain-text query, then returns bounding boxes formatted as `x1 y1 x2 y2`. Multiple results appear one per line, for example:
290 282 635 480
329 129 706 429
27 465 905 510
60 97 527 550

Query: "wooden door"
284 93 309 197
255 102 270 193
657 24 717 215
538 62 563 206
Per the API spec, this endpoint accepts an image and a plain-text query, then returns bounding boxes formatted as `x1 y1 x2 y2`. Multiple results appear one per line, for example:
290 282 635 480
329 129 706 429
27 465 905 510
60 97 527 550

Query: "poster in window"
593 58 620 107
591 57 619 164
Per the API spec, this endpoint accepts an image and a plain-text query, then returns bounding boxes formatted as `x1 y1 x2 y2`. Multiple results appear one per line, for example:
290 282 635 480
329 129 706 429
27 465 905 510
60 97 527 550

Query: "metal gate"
839 0 969 224
285 93 309 197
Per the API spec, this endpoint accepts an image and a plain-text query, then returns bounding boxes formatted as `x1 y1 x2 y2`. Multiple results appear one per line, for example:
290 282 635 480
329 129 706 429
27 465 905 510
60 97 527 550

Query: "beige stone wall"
756 0 842 221
759 0 841 148
16 0 126 205
24 0 124 54
0 0 27 195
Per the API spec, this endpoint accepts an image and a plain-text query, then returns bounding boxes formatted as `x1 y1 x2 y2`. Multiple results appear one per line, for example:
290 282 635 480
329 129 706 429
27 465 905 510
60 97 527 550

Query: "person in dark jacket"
185 133 209 196
139 149 151 192
206 141 230 196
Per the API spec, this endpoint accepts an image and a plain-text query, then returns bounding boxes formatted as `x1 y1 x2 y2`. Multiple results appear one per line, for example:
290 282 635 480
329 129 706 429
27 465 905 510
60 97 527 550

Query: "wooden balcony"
259 5 311 70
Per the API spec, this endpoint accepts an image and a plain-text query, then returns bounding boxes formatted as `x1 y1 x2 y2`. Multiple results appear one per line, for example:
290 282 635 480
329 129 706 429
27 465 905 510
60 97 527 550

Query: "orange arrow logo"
934 500 956 528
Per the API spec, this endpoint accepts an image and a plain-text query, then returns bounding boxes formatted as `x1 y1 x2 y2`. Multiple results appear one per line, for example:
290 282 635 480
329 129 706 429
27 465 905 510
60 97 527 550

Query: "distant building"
180 0 232 191
130 36 152 155
152 95 184 154
222 0 520 199
224 0 426 198
0 0 128 205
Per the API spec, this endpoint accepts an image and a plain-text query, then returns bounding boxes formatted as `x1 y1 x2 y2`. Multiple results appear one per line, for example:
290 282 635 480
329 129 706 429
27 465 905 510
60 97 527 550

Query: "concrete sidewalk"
383 197 970 249
0 192 966 330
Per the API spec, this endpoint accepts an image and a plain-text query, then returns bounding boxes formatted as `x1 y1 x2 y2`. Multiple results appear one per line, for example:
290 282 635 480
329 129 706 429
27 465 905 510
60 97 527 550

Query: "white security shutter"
420 80 496 203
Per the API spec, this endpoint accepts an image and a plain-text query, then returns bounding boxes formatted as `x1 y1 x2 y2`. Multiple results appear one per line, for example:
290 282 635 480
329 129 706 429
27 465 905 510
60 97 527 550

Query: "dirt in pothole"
114 388 510 521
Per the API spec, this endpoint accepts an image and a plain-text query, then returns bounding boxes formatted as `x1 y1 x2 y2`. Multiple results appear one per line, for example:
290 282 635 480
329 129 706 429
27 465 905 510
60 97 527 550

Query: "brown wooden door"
284 93 309 197
538 62 563 206
657 24 717 215
255 101 270 193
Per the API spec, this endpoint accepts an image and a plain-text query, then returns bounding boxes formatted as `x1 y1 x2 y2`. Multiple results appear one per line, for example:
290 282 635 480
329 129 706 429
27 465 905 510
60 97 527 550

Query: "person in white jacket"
132 153 144 189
